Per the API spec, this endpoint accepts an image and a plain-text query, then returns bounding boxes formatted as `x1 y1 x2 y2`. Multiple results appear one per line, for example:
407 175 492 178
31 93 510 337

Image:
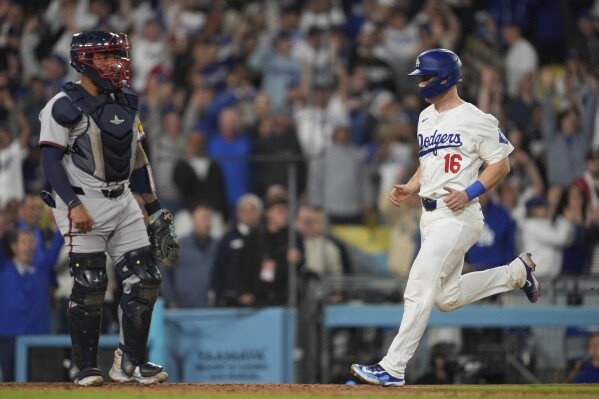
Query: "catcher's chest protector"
62 82 138 182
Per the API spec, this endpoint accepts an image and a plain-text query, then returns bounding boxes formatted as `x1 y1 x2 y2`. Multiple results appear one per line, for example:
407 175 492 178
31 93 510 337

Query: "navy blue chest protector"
62 82 138 182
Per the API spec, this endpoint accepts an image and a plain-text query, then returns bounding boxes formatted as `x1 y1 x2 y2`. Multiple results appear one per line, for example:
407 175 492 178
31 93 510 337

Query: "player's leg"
67 251 108 386
353 209 482 385
434 254 529 312
107 195 167 384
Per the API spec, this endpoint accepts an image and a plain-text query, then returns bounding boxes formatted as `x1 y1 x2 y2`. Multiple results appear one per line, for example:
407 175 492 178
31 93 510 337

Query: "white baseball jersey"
416 102 514 199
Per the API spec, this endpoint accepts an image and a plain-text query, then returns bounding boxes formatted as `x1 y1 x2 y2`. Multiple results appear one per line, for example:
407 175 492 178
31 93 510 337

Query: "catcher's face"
92 52 126 74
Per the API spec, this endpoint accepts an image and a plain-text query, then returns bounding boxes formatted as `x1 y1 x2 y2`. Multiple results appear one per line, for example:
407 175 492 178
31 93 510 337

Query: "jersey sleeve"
476 113 514 164
38 96 70 150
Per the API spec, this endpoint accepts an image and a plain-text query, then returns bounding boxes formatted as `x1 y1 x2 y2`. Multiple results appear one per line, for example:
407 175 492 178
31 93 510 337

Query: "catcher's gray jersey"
39 88 149 261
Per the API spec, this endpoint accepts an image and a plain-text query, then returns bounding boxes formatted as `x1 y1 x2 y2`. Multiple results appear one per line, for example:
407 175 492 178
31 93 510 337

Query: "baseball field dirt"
2 383 599 399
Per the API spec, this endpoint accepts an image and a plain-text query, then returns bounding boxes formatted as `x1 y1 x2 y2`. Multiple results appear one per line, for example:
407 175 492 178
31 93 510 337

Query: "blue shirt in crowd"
466 200 516 270
0 230 64 335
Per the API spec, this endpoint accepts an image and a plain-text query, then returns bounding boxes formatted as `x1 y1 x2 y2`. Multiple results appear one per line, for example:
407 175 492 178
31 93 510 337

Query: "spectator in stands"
382 6 421 79
173 130 229 225
207 106 252 213
476 65 503 119
518 196 575 278
558 185 594 275
349 22 396 92
506 128 545 204
418 0 461 52
293 78 350 157
541 67 597 188
249 31 303 112
308 122 372 224
573 148 599 209
16 195 49 262
501 23 539 99
299 0 346 33
465 191 516 272
295 205 343 282
567 10 599 70
587 205 599 275
130 16 171 94
212 194 264 307
160 205 218 308
415 342 458 385
378 167 422 277
238 196 303 307
503 72 539 136
0 226 63 382
250 112 305 199
570 333 599 383
149 109 186 212
0 122 29 210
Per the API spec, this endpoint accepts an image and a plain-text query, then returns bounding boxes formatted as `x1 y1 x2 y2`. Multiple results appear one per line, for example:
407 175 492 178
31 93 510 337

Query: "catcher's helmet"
70 31 131 91
408 48 462 99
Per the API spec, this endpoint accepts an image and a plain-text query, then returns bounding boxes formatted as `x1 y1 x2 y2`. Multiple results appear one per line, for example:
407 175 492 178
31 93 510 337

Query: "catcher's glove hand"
146 209 179 267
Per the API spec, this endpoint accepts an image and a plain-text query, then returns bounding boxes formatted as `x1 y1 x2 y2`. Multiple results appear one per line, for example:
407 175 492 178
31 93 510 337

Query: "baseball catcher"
38 31 178 386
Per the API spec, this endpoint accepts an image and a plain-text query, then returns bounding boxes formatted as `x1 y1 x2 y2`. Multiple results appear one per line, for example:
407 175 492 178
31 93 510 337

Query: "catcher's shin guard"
67 252 108 371
116 247 162 366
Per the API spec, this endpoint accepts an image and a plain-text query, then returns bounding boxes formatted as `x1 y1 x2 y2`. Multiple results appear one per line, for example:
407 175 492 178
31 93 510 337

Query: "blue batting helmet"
70 31 131 92
408 48 462 99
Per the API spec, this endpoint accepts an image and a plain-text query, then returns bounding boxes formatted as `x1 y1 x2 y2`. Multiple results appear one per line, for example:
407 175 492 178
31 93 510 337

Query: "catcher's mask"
408 48 462 100
70 31 131 92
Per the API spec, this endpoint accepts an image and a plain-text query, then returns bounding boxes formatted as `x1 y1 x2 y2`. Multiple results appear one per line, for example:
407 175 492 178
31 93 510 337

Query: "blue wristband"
464 180 486 201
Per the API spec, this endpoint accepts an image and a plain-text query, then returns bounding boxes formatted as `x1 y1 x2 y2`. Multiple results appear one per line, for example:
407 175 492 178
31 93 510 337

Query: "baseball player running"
351 49 540 386
39 31 179 386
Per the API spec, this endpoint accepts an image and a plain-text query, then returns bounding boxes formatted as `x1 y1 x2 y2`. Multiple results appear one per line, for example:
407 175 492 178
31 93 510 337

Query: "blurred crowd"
1 0 599 352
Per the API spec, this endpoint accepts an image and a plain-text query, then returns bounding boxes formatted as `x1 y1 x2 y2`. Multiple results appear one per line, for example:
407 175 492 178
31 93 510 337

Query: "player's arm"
40 145 94 232
444 157 510 211
389 166 421 207
130 142 180 267
130 142 160 212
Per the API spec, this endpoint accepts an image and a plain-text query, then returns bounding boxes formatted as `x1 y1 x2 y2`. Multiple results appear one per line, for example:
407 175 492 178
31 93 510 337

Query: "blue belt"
421 197 438 212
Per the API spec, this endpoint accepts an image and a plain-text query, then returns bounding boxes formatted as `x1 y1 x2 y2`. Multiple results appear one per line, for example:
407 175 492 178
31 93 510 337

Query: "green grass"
1 384 599 399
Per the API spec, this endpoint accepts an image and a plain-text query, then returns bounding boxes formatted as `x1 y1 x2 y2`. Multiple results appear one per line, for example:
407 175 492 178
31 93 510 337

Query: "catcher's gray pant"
53 187 150 262
379 204 527 378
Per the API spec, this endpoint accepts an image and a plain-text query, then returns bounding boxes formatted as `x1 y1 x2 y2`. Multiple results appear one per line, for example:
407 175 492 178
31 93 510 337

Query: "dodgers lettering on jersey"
417 103 514 200
418 130 463 156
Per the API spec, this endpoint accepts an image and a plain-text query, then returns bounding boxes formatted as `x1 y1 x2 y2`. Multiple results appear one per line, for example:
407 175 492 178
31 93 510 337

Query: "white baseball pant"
379 203 527 377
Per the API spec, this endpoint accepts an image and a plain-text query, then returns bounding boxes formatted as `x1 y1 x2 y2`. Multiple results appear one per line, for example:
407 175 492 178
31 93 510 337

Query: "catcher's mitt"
146 209 179 267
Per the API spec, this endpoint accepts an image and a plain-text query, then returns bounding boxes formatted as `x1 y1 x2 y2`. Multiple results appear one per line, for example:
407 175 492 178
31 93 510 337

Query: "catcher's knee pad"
116 247 162 365
116 246 162 302
69 252 108 309
67 252 108 370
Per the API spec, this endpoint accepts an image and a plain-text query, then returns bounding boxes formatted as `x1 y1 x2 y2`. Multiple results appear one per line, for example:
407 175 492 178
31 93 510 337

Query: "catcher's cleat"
109 349 168 385
71 367 105 386
519 252 541 303
351 363 405 387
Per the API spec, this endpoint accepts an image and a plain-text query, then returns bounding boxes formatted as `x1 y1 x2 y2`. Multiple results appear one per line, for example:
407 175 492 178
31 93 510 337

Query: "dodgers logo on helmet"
408 48 462 99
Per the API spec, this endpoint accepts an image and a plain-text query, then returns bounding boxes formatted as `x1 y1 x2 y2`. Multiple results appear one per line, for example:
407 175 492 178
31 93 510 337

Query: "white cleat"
108 350 168 385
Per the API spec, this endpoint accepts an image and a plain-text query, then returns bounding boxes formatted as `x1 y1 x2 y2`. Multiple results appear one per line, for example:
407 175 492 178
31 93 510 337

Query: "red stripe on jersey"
39 141 66 151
